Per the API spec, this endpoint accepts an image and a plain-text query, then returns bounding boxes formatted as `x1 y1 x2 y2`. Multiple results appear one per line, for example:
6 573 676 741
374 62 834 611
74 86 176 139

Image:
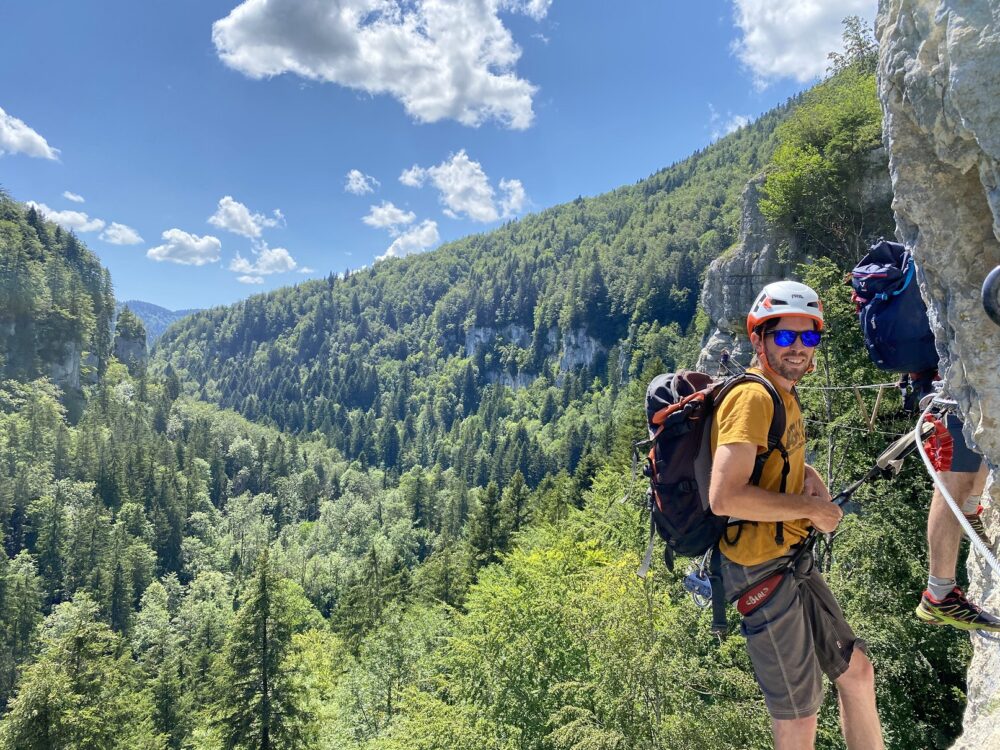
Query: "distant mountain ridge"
115 300 199 345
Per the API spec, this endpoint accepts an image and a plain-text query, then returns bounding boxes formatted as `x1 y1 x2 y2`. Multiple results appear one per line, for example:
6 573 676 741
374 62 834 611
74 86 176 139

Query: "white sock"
927 575 957 602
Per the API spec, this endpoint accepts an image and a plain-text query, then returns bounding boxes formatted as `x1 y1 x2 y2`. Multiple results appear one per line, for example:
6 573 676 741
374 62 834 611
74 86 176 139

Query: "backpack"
632 370 788 636
850 239 938 374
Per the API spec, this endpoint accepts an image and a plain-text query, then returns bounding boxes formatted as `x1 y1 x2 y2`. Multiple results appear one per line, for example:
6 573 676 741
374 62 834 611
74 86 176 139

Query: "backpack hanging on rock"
851 239 938 374
631 370 788 636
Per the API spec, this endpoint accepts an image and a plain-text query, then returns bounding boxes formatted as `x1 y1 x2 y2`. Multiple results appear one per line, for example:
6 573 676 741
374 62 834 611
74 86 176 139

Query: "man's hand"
803 464 831 503
803 464 840 532
809 498 843 533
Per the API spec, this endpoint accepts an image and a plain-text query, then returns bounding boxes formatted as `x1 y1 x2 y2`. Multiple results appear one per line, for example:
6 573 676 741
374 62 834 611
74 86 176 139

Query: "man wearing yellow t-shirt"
709 280 884 750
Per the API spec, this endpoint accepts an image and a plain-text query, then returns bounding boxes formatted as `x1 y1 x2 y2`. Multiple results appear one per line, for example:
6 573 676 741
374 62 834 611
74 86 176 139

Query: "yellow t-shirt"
710 369 811 566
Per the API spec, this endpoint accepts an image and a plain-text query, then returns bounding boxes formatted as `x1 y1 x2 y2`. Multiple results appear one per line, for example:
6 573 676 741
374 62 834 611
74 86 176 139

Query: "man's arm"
709 443 842 533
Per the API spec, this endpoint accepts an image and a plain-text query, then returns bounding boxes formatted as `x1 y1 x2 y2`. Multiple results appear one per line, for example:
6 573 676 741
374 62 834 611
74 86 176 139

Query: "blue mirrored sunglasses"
767 329 822 347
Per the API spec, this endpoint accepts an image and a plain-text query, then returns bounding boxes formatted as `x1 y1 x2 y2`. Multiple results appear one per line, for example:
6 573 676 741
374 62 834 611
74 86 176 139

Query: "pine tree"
208 551 315 749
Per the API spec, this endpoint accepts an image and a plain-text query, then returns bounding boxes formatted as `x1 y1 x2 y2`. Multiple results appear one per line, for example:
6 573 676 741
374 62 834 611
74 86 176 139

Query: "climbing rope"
915 399 1000 578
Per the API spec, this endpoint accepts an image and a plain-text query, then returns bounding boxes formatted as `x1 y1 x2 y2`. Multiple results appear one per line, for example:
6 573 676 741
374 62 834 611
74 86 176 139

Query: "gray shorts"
722 553 868 720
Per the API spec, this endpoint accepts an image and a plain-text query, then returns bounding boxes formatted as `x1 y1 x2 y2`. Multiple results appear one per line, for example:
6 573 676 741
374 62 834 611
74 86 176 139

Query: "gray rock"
878 0 1000 744
696 176 801 372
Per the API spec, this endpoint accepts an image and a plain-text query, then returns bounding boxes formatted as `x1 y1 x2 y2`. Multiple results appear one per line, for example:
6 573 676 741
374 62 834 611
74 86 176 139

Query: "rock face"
697 162 894 374
695 177 802 372
877 1 1000 745
114 334 147 373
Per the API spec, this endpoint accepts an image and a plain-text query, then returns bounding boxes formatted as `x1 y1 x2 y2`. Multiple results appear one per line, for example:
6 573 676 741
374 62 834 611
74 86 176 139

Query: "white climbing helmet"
746 280 824 337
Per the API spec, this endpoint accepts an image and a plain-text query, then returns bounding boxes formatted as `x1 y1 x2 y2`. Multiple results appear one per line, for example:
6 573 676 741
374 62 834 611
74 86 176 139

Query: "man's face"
760 317 817 382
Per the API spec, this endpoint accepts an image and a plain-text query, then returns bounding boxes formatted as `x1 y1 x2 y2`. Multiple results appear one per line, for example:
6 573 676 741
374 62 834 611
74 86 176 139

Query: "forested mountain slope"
115 300 200 345
153 103 793 482
0 194 115 397
0 52 976 749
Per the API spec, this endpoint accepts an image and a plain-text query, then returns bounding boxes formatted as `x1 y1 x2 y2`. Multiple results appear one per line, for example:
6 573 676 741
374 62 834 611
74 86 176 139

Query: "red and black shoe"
916 587 1000 632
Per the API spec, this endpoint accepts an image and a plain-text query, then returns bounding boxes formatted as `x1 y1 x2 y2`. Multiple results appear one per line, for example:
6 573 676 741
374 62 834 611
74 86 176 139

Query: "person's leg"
834 649 884 750
927 467 984 580
919 462 1000 630
722 557 824 746
773 716 818 750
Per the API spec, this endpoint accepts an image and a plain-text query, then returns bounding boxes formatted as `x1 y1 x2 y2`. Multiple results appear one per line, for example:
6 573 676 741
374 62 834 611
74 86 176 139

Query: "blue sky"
0 0 875 310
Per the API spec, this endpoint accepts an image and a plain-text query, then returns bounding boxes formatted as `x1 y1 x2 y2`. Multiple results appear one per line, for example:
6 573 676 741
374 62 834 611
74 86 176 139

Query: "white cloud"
401 150 527 222
208 196 284 238
345 169 380 195
499 178 526 217
398 165 427 187
63 191 85 203
229 245 299 275
708 104 751 140
501 0 552 21
299 266 315 274
731 0 875 86
26 201 105 233
363 201 416 231
211 0 548 129
100 222 144 245
147 229 222 266
377 219 440 261
0 107 59 160
237 274 265 284
421 150 497 221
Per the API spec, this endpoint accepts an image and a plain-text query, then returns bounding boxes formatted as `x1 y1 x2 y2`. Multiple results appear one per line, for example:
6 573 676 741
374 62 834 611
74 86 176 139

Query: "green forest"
0 43 977 750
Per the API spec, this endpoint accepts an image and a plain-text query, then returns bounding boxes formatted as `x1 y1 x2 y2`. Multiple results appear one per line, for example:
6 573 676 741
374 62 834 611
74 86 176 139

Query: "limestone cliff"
695 176 799 372
877 1 1000 746
696 160 892 372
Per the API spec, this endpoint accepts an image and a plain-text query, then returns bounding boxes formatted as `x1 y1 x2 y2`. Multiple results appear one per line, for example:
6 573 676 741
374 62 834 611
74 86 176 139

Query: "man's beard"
768 349 811 381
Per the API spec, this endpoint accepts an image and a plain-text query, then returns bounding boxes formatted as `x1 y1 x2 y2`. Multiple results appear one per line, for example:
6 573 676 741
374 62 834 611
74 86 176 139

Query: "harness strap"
708 545 727 638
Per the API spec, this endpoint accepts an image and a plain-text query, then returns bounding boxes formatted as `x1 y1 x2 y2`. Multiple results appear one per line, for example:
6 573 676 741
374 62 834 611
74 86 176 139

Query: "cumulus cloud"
211 0 548 129
708 104 751 140
363 201 416 231
377 219 440 261
400 150 526 222
499 178 526 217
229 245 299 275
299 266 315 274
208 196 284 238
147 229 222 266
398 165 427 187
237 274 265 284
0 107 59 160
63 191 85 203
345 169 380 195
100 222 144 245
26 201 105 233
731 0 875 85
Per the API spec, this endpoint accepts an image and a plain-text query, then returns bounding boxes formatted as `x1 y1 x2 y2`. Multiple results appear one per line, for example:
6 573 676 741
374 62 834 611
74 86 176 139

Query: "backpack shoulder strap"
714 373 790 546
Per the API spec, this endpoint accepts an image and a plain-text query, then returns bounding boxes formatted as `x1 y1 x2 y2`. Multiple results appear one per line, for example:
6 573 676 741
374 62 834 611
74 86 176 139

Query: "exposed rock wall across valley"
877 1 1000 746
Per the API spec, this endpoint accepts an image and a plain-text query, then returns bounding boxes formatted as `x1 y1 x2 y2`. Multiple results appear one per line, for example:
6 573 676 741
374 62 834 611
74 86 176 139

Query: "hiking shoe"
916 588 1000 632
964 511 994 552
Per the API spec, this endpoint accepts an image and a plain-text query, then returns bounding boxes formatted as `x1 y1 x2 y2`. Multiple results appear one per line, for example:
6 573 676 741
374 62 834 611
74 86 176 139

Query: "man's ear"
749 330 762 353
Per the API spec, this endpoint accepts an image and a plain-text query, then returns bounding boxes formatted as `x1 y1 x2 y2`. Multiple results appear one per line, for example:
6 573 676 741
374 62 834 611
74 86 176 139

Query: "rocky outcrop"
695 177 801 372
465 325 604 388
558 328 605 372
114 334 147 373
464 324 532 357
696 162 892 373
47 339 82 391
877 1 1000 746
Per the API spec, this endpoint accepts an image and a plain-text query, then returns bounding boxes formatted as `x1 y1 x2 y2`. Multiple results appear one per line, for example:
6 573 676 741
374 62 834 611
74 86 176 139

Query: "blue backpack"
850 240 938 373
